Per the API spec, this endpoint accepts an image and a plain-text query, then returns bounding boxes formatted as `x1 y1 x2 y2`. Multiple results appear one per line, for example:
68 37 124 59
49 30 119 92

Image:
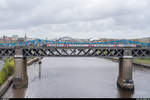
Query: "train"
0 39 150 47
45 41 145 48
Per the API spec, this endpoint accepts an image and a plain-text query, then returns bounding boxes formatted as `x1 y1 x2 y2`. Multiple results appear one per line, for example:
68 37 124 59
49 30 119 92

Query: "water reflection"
0 60 4 70
2 57 150 98
117 88 134 98
12 88 26 98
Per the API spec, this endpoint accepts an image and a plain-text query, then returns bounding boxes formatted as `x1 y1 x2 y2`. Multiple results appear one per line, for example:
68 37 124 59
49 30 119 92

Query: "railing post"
117 49 134 90
13 38 28 89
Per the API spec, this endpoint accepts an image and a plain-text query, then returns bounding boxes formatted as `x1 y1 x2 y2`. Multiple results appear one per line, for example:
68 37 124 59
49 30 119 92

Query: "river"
2 57 150 98
0 59 4 71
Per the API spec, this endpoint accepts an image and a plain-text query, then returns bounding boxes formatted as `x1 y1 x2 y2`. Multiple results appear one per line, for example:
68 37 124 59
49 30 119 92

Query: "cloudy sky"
0 0 150 39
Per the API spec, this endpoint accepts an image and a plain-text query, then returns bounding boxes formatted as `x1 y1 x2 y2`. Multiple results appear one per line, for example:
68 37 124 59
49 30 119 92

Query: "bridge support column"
117 50 134 90
39 58 42 79
13 46 28 89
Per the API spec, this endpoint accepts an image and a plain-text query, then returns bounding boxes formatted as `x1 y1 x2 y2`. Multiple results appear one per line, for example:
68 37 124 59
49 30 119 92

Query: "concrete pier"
117 49 134 90
13 39 28 89
38 58 42 79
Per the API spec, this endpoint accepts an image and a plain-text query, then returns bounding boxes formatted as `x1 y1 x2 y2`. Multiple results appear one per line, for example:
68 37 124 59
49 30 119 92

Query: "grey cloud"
0 0 150 38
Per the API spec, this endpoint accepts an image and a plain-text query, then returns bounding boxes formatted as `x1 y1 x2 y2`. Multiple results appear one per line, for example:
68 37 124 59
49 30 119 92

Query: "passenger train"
0 39 150 47
45 41 148 47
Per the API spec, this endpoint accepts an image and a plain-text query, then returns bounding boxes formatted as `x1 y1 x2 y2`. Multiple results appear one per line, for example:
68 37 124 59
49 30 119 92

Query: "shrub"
7 60 14 76
0 58 14 86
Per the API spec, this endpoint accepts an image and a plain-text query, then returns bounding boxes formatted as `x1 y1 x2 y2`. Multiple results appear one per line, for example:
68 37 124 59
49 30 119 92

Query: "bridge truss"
0 47 150 58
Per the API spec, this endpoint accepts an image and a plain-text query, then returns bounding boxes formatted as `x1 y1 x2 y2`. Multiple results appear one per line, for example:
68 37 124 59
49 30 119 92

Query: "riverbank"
0 58 14 97
0 57 41 97
107 58 150 68
0 58 14 86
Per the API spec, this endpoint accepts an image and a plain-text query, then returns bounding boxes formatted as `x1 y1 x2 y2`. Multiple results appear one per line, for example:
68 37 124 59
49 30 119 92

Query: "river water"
3 57 150 98
0 60 4 71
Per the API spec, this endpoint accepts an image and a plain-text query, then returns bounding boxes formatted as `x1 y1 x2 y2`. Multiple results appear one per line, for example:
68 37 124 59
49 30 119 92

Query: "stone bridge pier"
13 39 28 89
13 47 28 89
117 49 134 90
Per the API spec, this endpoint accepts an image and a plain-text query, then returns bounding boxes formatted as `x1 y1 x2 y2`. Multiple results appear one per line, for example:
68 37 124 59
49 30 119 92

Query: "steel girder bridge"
0 39 150 57
1 39 150 90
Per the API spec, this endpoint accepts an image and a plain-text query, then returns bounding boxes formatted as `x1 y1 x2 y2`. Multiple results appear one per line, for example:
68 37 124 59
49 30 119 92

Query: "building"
12 35 19 41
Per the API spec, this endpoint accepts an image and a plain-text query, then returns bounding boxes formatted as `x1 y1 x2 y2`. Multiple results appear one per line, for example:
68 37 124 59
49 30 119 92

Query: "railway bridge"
0 38 150 90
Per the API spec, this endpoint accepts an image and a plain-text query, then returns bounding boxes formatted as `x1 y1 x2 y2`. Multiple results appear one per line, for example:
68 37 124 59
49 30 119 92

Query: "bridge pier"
13 40 28 89
38 58 42 79
117 50 134 90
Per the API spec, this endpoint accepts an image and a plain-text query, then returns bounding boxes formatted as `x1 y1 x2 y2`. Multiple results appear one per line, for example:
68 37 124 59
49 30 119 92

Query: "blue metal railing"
0 39 150 47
